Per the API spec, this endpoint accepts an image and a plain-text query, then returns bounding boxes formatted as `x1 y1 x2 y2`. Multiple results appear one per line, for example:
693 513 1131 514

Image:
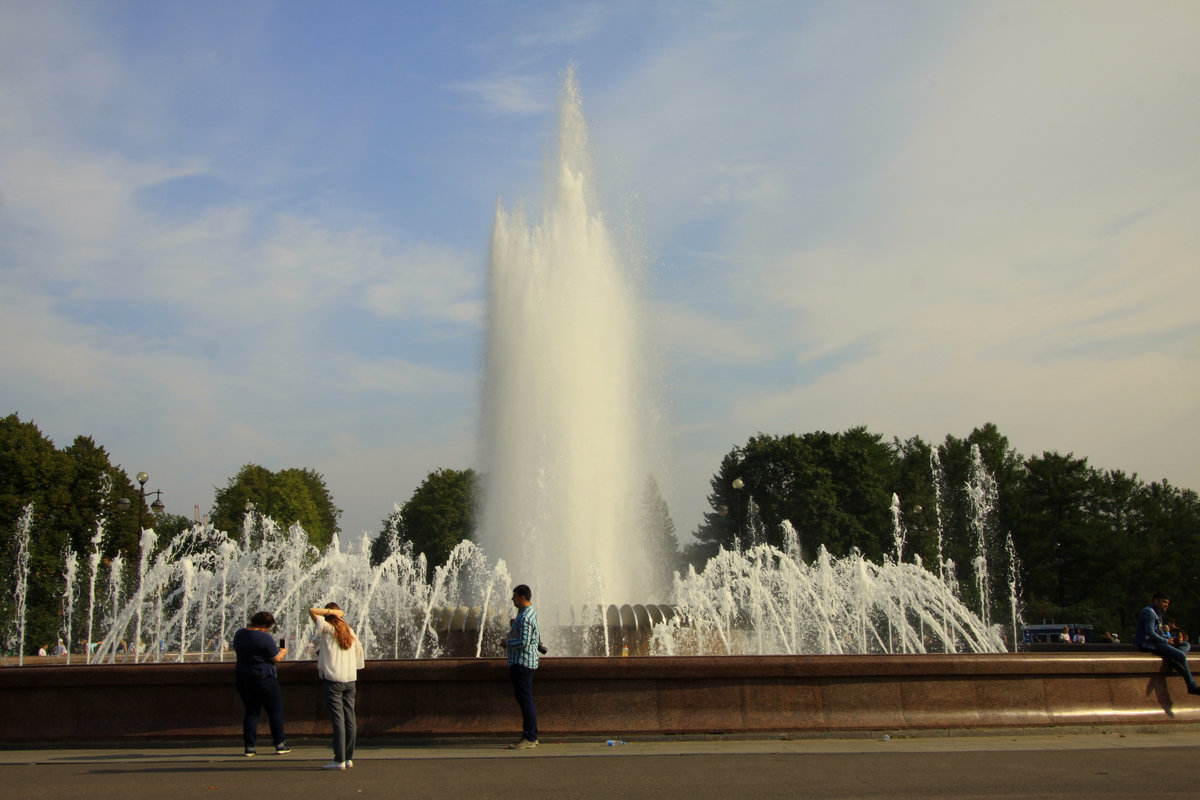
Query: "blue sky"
2 1 1198 543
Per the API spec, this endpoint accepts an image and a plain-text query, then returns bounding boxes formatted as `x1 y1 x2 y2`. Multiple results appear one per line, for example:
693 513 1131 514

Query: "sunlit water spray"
477 66 658 612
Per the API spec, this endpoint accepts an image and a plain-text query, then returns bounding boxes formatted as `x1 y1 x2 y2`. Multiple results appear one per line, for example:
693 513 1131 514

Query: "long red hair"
324 603 355 650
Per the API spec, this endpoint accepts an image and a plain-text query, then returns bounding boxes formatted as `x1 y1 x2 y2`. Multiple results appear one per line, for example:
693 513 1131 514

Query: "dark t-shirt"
232 628 280 678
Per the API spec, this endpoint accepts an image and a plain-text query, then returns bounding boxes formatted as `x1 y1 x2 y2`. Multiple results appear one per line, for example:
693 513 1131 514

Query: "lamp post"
118 471 165 534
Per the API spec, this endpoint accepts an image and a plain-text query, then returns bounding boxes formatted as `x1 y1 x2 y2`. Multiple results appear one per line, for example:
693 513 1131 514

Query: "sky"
2 1 1198 546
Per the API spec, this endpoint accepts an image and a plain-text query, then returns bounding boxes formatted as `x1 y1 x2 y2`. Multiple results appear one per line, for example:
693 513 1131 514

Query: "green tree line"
4 411 1199 654
0 413 341 655
690 423 1200 638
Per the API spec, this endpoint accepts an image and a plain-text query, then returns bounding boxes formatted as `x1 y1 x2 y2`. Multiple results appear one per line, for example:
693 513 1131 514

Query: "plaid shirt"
506 606 540 669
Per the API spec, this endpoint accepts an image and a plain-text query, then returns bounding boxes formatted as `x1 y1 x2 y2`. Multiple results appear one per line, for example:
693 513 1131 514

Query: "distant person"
502 584 541 749
1134 593 1200 696
1058 626 1071 643
37 644 48 657
1072 629 1086 644
232 610 290 756
309 603 365 771
53 638 67 656
1166 619 1190 650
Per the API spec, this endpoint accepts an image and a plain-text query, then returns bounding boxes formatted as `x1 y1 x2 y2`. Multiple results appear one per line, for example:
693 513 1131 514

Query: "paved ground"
4 730 1200 800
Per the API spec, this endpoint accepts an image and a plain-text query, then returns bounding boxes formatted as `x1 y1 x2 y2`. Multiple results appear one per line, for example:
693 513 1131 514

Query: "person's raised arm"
310 607 344 623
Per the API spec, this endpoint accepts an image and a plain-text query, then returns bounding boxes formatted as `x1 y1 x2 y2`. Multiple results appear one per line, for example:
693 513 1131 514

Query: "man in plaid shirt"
503 584 540 748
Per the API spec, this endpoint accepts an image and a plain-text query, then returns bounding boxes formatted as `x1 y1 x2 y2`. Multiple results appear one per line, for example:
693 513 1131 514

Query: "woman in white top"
309 603 365 771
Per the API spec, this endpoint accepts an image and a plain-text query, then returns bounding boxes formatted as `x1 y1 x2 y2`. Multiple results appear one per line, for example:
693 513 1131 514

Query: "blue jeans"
322 679 357 763
235 673 286 749
1143 642 1197 690
509 664 537 742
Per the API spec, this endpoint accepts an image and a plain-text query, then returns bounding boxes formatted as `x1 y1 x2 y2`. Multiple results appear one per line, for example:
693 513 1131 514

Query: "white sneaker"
507 738 538 750
346 760 353 768
322 760 346 770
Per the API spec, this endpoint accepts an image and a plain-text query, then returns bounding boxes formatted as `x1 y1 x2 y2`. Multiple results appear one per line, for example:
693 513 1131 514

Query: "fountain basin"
4 652 1197 743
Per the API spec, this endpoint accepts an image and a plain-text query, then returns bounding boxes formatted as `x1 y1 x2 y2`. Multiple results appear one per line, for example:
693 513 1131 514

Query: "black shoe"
275 742 292 754
1188 687 1200 695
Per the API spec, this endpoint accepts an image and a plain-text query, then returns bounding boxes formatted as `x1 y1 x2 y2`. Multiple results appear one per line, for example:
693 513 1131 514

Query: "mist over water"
477 68 657 611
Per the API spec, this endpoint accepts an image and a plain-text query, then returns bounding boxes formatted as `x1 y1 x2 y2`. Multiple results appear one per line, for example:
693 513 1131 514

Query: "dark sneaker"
243 749 256 757
275 742 292 755
1188 687 1200 695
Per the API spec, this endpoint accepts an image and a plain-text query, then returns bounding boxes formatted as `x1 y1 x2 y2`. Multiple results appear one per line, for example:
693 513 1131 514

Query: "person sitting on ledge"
1134 592 1200 695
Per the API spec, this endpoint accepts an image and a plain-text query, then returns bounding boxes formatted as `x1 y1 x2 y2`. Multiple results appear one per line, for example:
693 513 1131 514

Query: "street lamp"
117 471 165 533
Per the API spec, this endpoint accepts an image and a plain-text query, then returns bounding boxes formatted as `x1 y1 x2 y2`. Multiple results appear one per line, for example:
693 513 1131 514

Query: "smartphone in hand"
278 638 286 648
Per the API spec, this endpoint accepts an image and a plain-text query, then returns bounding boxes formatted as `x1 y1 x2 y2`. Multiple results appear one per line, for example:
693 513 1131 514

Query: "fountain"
9 67 1188 747
478 66 658 614
7 68 1007 665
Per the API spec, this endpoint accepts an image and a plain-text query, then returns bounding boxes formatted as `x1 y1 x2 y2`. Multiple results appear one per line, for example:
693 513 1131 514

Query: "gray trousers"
322 679 357 762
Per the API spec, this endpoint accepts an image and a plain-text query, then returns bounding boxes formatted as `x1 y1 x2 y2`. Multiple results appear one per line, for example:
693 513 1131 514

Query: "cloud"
3 1 1198 550
512 2 608 49
452 73 548 115
0 11 486 539
340 356 473 398
361 243 482 323
574 2 1200 539
647 300 766 364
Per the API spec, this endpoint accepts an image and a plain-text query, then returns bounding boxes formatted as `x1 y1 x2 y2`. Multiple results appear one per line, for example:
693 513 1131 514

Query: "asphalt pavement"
3 730 1200 800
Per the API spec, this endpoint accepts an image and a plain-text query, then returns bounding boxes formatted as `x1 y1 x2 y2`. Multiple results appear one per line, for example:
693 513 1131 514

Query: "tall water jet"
61 551 77 664
1005 531 1023 650
9 504 33 666
478 67 655 612
967 444 998 628
84 477 109 664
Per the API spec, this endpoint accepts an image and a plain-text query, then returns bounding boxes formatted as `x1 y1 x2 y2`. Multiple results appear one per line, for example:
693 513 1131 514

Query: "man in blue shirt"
503 584 540 749
1133 592 1200 695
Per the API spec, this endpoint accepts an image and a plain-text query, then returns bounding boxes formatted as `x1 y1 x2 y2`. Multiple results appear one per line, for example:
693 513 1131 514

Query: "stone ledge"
2 653 1196 742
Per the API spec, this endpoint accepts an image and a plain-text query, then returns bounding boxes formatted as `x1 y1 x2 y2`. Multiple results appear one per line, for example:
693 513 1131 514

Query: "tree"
149 513 200 555
692 429 898 564
278 467 340 546
641 475 681 594
369 506 403 566
210 464 342 549
1010 451 1095 611
935 423 1025 615
0 416 149 654
377 468 477 573
0 414 73 654
61 436 142 559
1118 480 1200 635
890 435 940 568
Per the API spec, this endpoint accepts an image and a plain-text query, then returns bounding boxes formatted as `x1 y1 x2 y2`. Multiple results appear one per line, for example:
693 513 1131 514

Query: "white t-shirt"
310 618 365 683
